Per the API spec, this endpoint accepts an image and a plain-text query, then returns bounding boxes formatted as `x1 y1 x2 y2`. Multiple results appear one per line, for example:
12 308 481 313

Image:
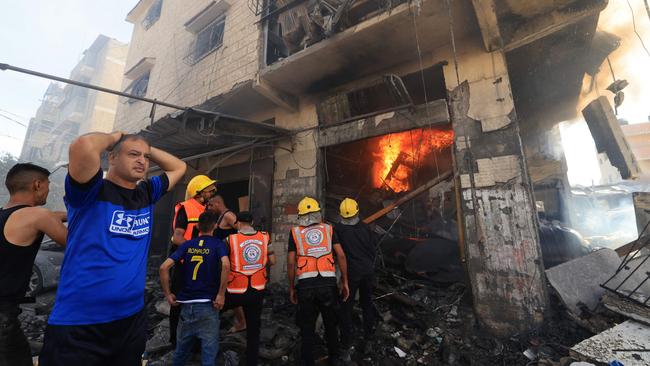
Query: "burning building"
112 0 649 337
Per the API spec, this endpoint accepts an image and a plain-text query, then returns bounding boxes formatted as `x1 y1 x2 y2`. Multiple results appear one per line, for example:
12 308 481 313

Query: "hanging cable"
410 4 430 113
444 0 461 86
626 0 650 57
0 113 27 127
290 129 318 170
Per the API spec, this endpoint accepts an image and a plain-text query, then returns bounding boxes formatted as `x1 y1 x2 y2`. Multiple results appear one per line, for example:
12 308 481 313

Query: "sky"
0 0 136 158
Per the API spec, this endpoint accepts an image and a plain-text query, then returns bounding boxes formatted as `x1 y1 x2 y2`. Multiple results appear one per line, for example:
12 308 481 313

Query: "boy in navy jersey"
160 212 229 366
39 132 186 366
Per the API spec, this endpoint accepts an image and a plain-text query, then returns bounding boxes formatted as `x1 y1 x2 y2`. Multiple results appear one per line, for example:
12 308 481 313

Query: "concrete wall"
115 0 262 133
269 98 320 282
443 38 549 336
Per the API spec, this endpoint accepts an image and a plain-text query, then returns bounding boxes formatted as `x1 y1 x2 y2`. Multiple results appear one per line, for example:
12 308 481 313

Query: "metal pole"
0 62 260 125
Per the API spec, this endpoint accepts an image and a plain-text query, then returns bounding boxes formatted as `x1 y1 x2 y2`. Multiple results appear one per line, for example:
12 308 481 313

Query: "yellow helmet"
298 197 320 215
186 175 216 198
339 198 359 218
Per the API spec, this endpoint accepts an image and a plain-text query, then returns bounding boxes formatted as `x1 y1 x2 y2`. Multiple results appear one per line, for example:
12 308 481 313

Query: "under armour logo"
109 210 151 237
114 212 134 226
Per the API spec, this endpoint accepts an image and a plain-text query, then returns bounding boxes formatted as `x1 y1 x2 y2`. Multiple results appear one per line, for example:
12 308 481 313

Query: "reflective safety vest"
227 231 270 293
172 198 205 241
291 224 336 281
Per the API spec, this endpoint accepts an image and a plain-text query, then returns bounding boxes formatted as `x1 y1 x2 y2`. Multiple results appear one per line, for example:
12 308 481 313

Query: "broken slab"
582 96 640 179
602 292 650 326
571 320 650 365
545 248 621 315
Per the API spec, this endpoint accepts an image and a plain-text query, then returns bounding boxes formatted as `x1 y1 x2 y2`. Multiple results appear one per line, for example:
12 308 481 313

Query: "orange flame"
373 129 454 192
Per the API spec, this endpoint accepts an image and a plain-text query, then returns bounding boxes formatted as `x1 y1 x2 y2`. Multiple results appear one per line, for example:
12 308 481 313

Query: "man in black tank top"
0 163 67 366
207 195 238 240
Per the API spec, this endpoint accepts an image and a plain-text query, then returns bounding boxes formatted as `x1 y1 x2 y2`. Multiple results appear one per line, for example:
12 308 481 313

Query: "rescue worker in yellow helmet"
335 198 378 358
168 174 217 344
287 196 349 366
222 211 276 366
173 175 217 242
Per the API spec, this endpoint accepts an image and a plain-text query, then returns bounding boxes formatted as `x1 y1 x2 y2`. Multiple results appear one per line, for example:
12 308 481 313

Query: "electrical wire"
0 108 29 120
627 0 650 57
445 0 461 86
283 129 318 171
0 134 21 140
0 112 27 127
410 3 430 114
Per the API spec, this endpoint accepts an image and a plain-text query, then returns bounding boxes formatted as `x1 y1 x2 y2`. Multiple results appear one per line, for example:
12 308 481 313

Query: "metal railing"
601 220 650 307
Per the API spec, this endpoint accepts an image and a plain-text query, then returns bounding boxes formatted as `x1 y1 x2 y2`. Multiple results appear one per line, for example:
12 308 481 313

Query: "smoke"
561 0 650 185
553 1 650 247
588 0 650 124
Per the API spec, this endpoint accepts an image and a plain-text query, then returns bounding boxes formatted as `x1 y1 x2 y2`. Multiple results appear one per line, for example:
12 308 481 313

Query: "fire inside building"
5 0 650 364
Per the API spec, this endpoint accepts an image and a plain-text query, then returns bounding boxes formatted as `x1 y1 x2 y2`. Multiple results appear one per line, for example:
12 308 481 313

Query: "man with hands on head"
160 211 230 366
39 131 186 366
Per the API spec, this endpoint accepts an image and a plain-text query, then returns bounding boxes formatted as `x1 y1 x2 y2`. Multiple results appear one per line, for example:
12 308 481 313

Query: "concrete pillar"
444 46 548 336
269 100 320 283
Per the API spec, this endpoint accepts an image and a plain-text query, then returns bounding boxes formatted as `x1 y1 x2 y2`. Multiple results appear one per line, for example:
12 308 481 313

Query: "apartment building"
20 35 128 165
116 0 621 336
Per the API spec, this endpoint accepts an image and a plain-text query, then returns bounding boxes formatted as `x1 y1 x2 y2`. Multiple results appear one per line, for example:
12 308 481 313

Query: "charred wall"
444 41 549 336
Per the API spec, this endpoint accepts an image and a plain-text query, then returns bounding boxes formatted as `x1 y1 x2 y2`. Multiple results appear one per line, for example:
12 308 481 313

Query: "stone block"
545 248 620 315
571 320 650 365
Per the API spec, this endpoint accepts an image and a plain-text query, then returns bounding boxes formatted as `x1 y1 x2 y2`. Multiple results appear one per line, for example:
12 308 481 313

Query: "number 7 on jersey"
190 255 203 280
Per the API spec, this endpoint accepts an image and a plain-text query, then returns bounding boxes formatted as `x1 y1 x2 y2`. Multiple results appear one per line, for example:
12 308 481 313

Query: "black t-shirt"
0 206 44 304
288 223 339 290
334 222 377 279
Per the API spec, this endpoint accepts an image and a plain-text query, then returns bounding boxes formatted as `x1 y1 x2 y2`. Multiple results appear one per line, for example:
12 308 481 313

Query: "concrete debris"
155 299 170 316
524 348 537 360
394 346 407 358
145 320 172 355
602 291 650 326
545 248 621 316
223 350 239 366
571 320 650 365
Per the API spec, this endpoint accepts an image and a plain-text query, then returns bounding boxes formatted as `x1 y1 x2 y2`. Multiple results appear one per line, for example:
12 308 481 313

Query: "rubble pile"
140 263 597 365
20 249 647 365
345 268 595 366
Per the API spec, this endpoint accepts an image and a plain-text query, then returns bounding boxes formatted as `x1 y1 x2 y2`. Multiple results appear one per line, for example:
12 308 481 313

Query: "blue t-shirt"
169 236 228 302
48 170 168 325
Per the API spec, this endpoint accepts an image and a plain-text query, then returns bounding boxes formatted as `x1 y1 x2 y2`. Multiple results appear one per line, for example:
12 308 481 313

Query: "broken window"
190 17 225 63
318 65 446 125
126 71 150 103
261 0 409 64
142 0 163 30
